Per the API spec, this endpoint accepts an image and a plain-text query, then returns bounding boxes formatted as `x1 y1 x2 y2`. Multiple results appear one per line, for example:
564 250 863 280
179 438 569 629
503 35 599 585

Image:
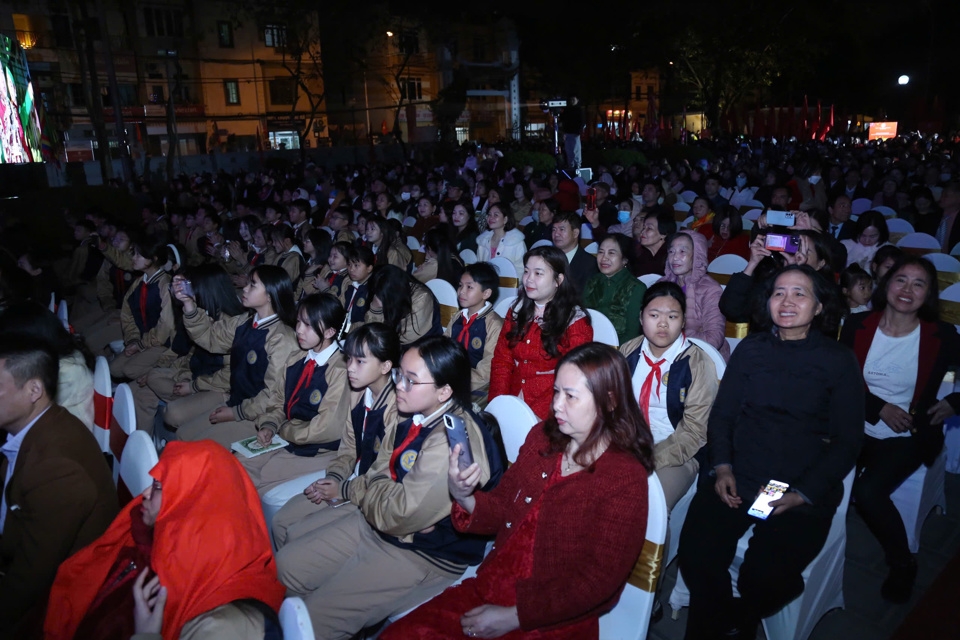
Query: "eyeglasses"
392 369 438 392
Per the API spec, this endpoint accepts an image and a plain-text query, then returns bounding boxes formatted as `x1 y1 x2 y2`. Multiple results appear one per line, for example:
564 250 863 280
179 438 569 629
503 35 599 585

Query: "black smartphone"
444 414 474 470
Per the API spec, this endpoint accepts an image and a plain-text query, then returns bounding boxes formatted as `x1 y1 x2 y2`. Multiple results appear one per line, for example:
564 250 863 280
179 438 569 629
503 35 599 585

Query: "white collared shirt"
253 313 278 328
631 336 688 445
459 302 491 322
305 342 339 367
1 406 50 533
412 401 453 428
563 246 577 263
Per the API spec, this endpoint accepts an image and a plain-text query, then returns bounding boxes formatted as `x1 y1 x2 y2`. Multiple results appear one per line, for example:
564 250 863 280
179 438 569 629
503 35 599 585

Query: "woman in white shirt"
618 281 720 510
476 203 526 278
840 255 960 604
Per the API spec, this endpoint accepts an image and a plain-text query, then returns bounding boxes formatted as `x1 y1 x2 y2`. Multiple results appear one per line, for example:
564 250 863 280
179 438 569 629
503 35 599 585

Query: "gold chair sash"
499 276 518 289
941 299 960 326
439 304 458 328
725 322 749 339
627 539 664 592
937 270 960 293
710 272 732 286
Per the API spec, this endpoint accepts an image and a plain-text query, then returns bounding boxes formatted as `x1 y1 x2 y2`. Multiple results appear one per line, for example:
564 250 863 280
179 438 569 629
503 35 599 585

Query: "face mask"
531 209 540 223
736 176 748 188
328 197 336 205
807 175 821 185
308 199 317 209
617 210 631 224
632 194 643 202
941 173 952 182
609 187 618 196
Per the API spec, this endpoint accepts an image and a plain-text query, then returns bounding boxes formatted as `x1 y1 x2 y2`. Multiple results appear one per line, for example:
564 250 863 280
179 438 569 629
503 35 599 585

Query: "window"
635 86 643 101
398 30 419 55
647 84 654 98
223 80 240 105
399 77 422 101
264 24 286 48
269 78 296 105
143 7 184 38
67 83 84 107
102 84 138 107
217 21 233 48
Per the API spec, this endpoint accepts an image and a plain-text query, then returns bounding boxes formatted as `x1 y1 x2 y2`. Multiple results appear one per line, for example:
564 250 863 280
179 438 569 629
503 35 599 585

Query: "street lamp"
386 31 394 37
898 75 910 86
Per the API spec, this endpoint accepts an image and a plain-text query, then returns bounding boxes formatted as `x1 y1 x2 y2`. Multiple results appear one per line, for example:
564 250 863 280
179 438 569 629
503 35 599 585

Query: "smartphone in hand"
444 414 474 471
748 480 790 519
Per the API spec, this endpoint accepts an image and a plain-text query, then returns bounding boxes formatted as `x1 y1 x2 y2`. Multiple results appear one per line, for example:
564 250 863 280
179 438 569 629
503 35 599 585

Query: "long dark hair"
870 254 940 322
0 302 96 371
423 225 463 288
414 336 472 411
368 265 432 338
342 322 400 371
368 216 400 266
250 264 296 326
304 228 332 266
543 342 654 471
298 293 346 348
186 264 245 320
506 245 588 358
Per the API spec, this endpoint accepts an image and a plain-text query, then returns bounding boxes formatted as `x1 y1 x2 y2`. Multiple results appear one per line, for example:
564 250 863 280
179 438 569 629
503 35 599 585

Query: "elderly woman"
679 265 863 640
840 256 960 603
44 441 286 639
582 234 646 343
659 231 729 360
382 342 653 639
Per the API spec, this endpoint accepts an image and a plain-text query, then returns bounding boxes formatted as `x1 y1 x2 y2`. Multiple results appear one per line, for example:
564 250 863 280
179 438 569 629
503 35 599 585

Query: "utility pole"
95 0 133 184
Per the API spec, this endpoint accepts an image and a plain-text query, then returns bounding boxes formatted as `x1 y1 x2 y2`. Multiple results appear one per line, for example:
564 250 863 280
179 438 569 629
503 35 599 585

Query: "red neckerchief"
389 418 423 481
639 352 666 425
285 358 318 419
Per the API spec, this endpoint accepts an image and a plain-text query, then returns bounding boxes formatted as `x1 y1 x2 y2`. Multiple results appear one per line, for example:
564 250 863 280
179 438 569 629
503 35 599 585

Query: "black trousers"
853 434 924 567
678 483 834 640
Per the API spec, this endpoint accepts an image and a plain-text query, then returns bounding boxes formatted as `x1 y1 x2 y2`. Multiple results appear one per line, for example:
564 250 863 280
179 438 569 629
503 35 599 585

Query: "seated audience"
707 206 751 262
583 234 645 343
365 265 443 347
632 207 675 276
477 203 527 278
842 210 890 269
446 263 504 406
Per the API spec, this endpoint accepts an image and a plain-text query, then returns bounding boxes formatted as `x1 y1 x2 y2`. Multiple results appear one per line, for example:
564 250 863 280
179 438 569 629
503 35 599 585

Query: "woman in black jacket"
679 265 863 640
839 255 960 603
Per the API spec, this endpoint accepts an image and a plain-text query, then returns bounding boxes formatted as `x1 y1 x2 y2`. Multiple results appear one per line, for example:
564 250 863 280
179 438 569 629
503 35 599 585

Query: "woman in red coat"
382 342 654 639
488 245 593 419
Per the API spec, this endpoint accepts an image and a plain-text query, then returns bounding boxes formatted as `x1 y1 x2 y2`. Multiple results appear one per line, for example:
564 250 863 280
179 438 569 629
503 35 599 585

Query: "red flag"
810 101 821 140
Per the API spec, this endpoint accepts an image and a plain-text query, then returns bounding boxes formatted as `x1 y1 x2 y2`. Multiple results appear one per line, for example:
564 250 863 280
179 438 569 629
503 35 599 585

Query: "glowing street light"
898 75 910 86
386 31 394 37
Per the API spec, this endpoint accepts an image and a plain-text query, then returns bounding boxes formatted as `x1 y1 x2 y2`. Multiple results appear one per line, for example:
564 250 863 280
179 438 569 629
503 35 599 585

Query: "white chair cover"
639 273 662 288
851 198 872 216
406 236 420 251
598 472 668 640
873 205 897 218
923 253 960 272
743 208 764 222
57 300 69 330
587 309 620 347
584 242 599 255
262 471 327 541
119 431 159 497
680 190 698 204
459 249 478 265
111 383 137 486
425 279 458 309
493 296 518 319
93 356 112 452
890 449 947 553
708 254 748 275
896 232 941 250
530 239 554 249
673 201 691 213
686 338 726 378
485 395 538 464
279 597 316 640
402 216 417 228
886 218 915 235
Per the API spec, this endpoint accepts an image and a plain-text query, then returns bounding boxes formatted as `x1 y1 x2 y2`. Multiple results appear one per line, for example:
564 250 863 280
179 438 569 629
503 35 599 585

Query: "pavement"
646 472 960 640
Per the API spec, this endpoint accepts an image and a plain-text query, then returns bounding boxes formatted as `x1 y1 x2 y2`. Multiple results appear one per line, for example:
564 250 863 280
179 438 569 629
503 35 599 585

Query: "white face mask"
941 173 952 182
609 187 618 195
400 192 411 201
807 175 821 185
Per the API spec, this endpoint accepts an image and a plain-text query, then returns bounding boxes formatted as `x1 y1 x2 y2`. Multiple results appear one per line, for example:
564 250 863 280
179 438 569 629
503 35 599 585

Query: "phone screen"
748 480 790 519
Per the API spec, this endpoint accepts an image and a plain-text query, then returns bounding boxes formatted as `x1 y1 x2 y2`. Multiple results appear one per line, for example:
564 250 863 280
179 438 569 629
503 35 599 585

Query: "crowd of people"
1 131 959 639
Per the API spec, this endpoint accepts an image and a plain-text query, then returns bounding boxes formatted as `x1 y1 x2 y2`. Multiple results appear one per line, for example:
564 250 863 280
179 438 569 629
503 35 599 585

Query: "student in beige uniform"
275 336 504 639
165 265 298 448
272 322 400 547
240 293 352 495
364 265 442 348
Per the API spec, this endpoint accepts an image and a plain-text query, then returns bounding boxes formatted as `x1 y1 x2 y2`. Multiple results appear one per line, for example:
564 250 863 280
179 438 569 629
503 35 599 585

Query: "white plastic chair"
680 190 698 204
519 215 534 227
924 253 960 272
530 239 554 249
670 470 856 640
951 242 960 257
426 278 459 327
485 395 539 463
493 295 517 319
896 232 941 251
48 292 56 312
708 255 748 277
279 596 316 640
886 218 915 235
405 236 420 251
726 337 742 355
119 431 159 497
489 256 518 303
459 249 478 265
263 470 327 539
588 309 620 347
687 338 726 378
943 282 960 331
680 215 694 229
402 216 417 228
111 383 137 486
639 273 662 288
57 300 69 331
93 356 112 452
584 242 599 255
890 449 947 553
673 201 691 213
598 472 668 640
740 199 764 209
743 208 764 222
851 198 872 216
873 205 897 218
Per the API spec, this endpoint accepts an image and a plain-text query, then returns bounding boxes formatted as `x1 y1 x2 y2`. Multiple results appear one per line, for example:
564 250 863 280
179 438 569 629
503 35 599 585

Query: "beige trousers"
275 508 459 640
167 391 257 449
110 345 167 381
239 449 336 496
272 493 358 549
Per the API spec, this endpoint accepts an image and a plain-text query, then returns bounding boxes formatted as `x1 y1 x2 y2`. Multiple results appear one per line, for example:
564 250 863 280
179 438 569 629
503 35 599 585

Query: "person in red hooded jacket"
43 441 286 640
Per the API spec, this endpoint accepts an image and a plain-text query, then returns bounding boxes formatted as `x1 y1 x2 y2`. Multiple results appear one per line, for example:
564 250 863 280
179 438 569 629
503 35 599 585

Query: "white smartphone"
747 480 790 519
766 210 795 227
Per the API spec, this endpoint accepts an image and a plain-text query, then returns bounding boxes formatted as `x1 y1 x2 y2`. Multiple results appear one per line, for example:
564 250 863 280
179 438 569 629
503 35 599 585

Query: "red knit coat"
488 314 593 419
453 425 649 632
